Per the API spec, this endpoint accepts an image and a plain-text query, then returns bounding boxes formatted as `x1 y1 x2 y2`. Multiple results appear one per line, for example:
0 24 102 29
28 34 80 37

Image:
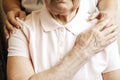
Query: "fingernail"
12 30 15 33
17 26 20 28
21 18 24 20
16 25 20 28
87 18 91 21
6 35 9 39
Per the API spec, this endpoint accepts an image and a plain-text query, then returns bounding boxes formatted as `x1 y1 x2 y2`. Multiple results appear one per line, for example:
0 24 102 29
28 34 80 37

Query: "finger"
102 25 117 36
94 19 110 31
105 19 116 28
4 26 10 39
7 12 20 28
105 27 119 41
88 12 99 21
19 11 26 20
5 18 15 33
105 22 113 28
103 36 117 47
96 12 107 20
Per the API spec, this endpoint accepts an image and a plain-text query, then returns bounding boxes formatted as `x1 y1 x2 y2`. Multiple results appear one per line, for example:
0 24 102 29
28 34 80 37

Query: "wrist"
57 46 92 77
73 44 93 59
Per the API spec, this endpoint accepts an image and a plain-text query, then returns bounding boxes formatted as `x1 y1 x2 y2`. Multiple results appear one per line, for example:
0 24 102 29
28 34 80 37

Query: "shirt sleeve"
103 41 120 73
8 28 30 58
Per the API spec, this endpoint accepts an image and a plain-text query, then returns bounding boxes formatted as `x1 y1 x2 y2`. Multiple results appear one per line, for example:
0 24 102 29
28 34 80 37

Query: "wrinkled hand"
4 8 26 39
75 18 119 56
88 11 116 27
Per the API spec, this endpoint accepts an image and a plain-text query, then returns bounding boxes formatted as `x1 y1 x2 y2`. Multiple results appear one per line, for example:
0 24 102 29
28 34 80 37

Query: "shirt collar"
40 4 90 35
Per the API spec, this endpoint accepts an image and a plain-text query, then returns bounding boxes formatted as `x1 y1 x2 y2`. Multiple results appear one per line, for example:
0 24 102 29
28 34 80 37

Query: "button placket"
58 27 66 61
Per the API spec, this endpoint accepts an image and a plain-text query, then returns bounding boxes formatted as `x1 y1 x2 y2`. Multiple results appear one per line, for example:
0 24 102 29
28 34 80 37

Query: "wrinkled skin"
45 0 80 15
75 18 119 56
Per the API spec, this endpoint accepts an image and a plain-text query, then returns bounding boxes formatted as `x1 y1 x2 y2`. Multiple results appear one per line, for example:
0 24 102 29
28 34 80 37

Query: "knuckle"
7 11 13 16
97 22 104 28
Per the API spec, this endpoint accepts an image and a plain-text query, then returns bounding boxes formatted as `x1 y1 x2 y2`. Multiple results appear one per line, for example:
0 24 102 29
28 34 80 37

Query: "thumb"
88 12 99 21
19 11 26 20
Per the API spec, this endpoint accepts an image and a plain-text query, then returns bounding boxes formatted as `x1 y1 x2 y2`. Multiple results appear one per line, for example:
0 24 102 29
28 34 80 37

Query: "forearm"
29 46 91 80
2 0 21 14
98 0 118 14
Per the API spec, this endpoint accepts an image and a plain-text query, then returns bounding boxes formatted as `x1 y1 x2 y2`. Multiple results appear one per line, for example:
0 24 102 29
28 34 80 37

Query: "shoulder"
25 10 42 26
16 10 42 40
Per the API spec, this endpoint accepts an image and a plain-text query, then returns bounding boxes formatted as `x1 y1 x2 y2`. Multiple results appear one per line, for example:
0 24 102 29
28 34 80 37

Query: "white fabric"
8 0 120 80
79 0 98 13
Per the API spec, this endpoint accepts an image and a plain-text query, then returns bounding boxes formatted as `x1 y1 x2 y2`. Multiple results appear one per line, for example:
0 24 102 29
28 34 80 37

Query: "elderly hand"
4 8 26 39
88 11 116 27
75 18 119 56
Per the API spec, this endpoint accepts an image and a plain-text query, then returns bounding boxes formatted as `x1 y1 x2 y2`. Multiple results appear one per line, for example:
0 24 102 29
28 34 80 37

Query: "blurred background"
0 0 7 79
